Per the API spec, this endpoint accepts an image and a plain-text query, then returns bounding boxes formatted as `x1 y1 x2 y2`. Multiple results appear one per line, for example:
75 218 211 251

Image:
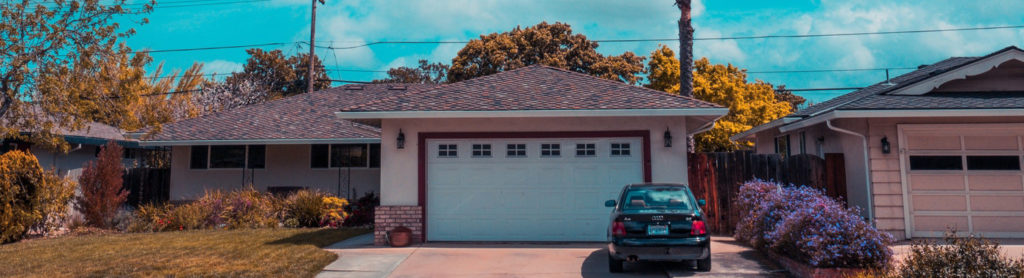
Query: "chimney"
676 0 694 97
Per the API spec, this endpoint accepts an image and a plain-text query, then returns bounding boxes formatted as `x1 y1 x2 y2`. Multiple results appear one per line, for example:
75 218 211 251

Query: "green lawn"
0 228 369 278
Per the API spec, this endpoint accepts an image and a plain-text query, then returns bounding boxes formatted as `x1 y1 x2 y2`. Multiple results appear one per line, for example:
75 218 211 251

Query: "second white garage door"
426 137 644 241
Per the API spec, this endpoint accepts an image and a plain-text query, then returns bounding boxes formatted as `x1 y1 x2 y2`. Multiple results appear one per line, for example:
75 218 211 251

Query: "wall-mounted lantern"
663 128 673 148
881 136 891 154
396 129 406 149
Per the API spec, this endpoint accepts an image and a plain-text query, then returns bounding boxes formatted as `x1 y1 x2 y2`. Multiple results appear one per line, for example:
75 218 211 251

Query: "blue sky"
123 0 1024 103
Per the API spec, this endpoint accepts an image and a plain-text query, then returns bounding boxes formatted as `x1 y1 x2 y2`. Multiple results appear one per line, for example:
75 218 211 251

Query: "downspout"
825 120 875 225
689 121 716 136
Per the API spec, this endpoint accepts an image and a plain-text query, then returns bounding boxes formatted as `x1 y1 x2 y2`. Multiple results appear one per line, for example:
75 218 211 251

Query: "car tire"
696 256 712 272
608 253 624 273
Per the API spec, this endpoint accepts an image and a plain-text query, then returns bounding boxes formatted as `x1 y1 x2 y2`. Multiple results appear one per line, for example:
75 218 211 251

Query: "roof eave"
778 108 1024 133
335 108 730 120
139 138 381 146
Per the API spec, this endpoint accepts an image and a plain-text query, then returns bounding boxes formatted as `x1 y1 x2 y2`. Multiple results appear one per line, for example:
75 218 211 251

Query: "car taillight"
612 221 626 236
691 220 707 236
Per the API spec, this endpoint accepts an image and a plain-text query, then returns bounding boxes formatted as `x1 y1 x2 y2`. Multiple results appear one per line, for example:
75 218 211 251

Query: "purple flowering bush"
734 180 894 268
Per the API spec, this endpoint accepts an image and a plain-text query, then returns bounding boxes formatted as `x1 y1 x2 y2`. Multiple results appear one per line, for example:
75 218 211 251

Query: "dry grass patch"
0 228 369 277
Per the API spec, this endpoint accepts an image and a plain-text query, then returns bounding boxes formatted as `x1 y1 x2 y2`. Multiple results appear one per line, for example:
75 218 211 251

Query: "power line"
779 87 864 92
136 42 291 53
313 24 1024 50
748 67 918 74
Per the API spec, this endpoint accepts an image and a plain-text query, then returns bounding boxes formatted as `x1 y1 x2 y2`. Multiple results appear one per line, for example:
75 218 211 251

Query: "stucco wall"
33 145 99 179
378 116 691 206
169 144 381 200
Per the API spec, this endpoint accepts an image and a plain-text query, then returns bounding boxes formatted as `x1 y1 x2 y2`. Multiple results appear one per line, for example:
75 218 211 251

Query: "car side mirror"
698 199 706 207
604 200 617 207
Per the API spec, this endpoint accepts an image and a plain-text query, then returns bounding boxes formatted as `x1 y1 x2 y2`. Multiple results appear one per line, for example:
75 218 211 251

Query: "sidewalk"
316 234 417 278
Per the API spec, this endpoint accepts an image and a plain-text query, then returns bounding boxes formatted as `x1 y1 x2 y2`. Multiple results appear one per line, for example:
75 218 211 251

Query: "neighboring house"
335 65 726 244
733 46 1024 240
140 84 437 200
2 121 142 179
143 65 727 244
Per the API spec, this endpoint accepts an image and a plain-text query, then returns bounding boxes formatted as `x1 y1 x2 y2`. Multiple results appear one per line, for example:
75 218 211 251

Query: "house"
140 84 437 200
733 46 1024 240
335 65 726 244
2 120 144 179
144 65 727 244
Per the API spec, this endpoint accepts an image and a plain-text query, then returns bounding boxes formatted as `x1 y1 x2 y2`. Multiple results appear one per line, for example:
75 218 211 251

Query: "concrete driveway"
319 235 786 278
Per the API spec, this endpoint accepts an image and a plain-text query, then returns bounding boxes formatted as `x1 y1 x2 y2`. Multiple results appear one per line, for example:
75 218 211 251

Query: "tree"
76 141 129 228
373 59 449 84
175 74 271 119
227 49 329 99
447 22 645 84
691 58 792 151
645 47 793 151
1 0 152 152
773 85 807 111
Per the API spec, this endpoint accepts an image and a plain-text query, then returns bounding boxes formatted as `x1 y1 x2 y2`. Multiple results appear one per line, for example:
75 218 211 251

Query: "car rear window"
621 187 693 211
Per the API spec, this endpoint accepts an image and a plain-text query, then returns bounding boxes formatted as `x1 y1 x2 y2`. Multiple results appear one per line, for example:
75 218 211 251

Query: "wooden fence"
123 168 170 206
687 151 847 234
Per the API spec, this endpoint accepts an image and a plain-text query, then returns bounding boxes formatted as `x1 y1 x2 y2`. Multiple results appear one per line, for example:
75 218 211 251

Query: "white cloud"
202 60 243 75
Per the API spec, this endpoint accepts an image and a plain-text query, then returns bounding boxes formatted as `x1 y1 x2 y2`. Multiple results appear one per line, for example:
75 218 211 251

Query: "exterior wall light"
397 129 406 149
881 136 891 154
664 128 673 148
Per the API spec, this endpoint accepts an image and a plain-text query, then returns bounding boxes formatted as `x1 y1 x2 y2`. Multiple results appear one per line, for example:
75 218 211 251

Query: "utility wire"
748 67 918 74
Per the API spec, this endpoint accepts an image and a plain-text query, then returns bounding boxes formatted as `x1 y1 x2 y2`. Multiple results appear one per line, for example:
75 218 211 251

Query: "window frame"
191 145 266 170
437 144 458 158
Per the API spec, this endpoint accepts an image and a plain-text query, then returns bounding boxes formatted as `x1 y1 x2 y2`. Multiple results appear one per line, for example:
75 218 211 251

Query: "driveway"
319 235 786 278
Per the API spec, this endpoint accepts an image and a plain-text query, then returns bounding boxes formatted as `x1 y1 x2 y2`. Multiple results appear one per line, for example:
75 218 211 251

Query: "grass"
0 228 370 278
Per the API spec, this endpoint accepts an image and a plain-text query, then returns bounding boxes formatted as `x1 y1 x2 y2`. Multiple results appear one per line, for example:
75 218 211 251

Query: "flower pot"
389 226 412 247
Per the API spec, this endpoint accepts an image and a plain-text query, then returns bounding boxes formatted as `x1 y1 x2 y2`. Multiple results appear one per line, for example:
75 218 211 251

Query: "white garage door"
426 137 644 241
902 124 1024 238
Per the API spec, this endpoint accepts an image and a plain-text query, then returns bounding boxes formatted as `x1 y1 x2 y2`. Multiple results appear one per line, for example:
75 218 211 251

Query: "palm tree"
675 0 694 98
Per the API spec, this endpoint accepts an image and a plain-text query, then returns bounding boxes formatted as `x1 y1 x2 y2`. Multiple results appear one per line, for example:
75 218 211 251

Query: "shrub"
896 231 1024 277
0 150 77 243
203 188 280 229
321 196 349 228
733 179 894 268
76 141 129 228
344 192 379 227
285 190 327 227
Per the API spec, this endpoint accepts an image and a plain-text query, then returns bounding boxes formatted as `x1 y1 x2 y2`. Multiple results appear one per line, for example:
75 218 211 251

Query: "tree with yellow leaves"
645 45 794 152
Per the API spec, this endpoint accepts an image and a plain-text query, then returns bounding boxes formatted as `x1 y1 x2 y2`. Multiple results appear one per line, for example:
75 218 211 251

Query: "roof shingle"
341 65 721 112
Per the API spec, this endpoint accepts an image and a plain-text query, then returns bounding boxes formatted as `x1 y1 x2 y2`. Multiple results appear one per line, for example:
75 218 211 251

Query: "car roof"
626 183 691 189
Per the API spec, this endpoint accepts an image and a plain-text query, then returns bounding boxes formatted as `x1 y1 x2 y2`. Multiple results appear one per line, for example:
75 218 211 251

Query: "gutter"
689 120 716 136
139 138 381 146
825 120 875 225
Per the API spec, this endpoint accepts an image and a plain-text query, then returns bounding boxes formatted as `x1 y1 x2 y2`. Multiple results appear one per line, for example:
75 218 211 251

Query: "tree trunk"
676 0 694 98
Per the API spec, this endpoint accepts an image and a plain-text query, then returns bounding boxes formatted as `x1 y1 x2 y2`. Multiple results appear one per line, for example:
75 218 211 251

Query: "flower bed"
734 180 893 274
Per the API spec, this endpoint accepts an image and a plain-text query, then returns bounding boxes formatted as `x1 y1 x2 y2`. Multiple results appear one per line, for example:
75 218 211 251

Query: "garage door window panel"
507 144 526 157
576 143 596 157
541 144 560 157
438 144 458 158
472 144 491 157
966 156 1021 171
611 143 631 156
909 156 963 171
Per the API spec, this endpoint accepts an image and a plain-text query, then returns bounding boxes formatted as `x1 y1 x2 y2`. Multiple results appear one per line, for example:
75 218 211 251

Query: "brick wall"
374 205 423 246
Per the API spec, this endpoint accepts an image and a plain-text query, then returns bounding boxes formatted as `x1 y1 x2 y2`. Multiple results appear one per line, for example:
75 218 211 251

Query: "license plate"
647 225 669 236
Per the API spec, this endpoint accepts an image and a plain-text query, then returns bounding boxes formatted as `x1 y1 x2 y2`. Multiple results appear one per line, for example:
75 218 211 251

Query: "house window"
799 132 806 155
438 144 458 158
210 145 246 168
966 156 1021 170
909 156 963 170
576 143 596 156
507 144 527 157
311 144 379 168
541 144 560 157
472 144 492 157
332 144 368 167
775 135 791 157
611 143 631 156
190 145 208 169
247 145 265 169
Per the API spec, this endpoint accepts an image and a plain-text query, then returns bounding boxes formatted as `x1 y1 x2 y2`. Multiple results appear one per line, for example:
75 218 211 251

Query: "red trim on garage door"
416 130 654 241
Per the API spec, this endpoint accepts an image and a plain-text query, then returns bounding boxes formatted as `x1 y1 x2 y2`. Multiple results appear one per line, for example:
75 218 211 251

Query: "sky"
122 0 1024 104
